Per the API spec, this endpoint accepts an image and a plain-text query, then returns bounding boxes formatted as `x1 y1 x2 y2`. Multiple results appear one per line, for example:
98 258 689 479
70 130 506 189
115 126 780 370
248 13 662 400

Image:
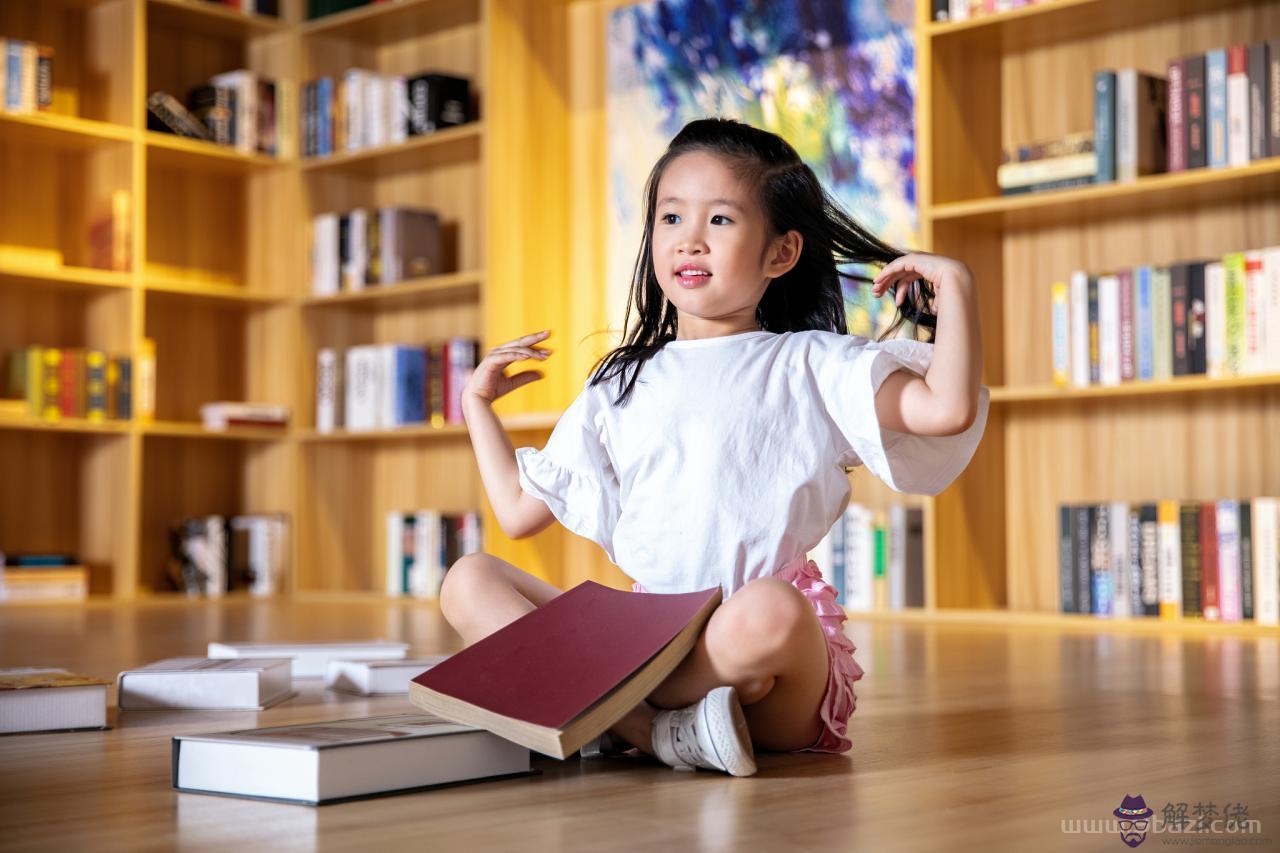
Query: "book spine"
1243 250 1266 374
136 337 155 423
85 350 107 422
1171 263 1189 376
1098 274 1120 386
1207 49 1228 168
428 342 445 428
1239 501 1254 621
1092 505 1113 616
1256 499 1279 625
1069 271 1089 387
1186 261 1207 375
1167 57 1186 172
1205 261 1226 377
1223 252 1246 374
1051 281 1069 387
1135 265 1153 381
1248 42 1270 161
316 348 336 433
1178 502 1201 618
1270 40 1280 157
1074 506 1093 616
1200 503 1220 621
996 153 1096 187
1266 247 1280 373
1185 54 1207 169
1227 44 1249 167
1151 266 1173 379
999 175 1095 196
1118 268 1135 381
35 44 52 111
1094 70 1116 182
41 347 62 421
1127 506 1143 617
1217 500 1242 623
1157 499 1182 619
1110 501 1130 618
1088 274 1101 383
1060 505 1075 613
1115 70 1136 182
1139 504 1160 616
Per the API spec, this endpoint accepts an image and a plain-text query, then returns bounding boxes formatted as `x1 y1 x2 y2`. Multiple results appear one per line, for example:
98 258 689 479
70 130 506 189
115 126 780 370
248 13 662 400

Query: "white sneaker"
651 686 757 777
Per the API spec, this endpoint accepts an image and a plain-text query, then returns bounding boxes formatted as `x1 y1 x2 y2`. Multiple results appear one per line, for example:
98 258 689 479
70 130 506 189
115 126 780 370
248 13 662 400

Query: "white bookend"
172 714 529 805
325 657 449 695
0 668 108 733
117 658 293 710
207 640 409 679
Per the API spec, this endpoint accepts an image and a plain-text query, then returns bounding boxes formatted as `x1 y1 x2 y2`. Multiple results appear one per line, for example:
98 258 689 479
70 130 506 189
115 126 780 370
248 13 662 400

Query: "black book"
1269 40 1280 157
1087 276 1100 384
147 91 212 140
1179 503 1201 618
932 0 949 22
1184 54 1207 169
1060 505 1075 614
1240 501 1254 621
1170 262 1189 376
1185 260 1207 375
1073 506 1093 616
1127 506 1144 617
1247 42 1269 161
408 73 471 135
189 85 236 146
1139 504 1160 616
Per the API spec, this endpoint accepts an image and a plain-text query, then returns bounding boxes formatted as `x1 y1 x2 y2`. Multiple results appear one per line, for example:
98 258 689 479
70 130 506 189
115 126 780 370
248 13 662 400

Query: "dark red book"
1200 503 1220 621
1167 57 1186 172
410 581 721 758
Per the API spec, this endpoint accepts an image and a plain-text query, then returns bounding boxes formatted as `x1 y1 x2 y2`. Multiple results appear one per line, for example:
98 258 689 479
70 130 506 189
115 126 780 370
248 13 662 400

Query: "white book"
234 515 288 597
888 505 907 610
949 0 969 22
1264 247 1280 372
387 512 405 596
365 73 387 149
207 640 409 679
316 348 337 433
808 522 837 591
344 345 380 431
118 658 293 710
172 713 530 805
1206 261 1227 378
1051 281 1069 387
326 657 449 695
311 213 339 295
1216 500 1242 623
411 509 444 599
1227 56 1249 168
0 668 108 733
1115 69 1138 182
1098 273 1121 385
389 75 408 144
1110 501 1130 619
205 516 226 599
1243 250 1267 374
1069 271 1090 387
343 69 367 151
343 207 367 291
1152 267 1173 380
843 505 874 612
1253 498 1279 626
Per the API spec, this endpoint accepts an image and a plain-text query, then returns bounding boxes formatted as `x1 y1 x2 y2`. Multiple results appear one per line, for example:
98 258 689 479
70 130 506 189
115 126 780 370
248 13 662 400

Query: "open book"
409 581 721 758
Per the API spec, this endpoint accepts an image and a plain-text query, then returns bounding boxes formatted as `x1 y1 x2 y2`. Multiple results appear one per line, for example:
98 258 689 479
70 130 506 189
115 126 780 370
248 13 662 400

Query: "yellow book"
1157 499 1182 620
25 345 43 418
41 347 62 422
1222 252 1246 375
85 350 107 422
136 337 156 423
1051 281 1069 387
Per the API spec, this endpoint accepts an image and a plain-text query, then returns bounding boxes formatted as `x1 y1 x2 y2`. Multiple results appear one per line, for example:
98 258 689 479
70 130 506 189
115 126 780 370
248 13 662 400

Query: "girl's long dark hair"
590 117 934 407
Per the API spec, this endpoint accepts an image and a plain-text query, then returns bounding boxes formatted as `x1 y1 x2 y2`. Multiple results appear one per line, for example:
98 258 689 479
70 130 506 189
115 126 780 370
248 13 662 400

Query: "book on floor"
172 713 531 805
207 640 409 679
326 656 449 695
409 580 721 759
1 668 108 734
117 658 294 710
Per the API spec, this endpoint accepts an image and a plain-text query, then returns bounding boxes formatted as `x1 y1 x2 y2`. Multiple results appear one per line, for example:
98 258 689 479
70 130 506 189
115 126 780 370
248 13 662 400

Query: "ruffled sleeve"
514 379 621 562
812 334 989 496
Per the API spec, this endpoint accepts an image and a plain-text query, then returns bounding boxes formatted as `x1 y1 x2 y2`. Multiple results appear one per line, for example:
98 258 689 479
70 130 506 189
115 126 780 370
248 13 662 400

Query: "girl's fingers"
501 330 551 348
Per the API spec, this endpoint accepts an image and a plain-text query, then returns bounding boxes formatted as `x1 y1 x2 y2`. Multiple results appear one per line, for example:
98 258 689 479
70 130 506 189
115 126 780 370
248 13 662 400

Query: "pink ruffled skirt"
632 556 864 754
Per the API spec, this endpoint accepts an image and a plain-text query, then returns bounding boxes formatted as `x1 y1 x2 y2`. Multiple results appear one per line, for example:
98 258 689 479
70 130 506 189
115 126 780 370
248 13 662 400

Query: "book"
1207 48 1228 168
172 713 530 805
146 91 212 140
326 657 449 695
0 668 108 733
1094 70 1116 183
0 566 88 602
1185 53 1207 169
1115 69 1167 182
1167 57 1185 172
208 640 408 679
1227 45 1249 168
410 581 721 759
117 658 294 710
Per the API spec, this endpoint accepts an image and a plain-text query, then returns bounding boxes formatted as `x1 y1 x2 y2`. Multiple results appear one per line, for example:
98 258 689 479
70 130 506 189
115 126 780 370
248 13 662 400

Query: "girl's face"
651 151 801 338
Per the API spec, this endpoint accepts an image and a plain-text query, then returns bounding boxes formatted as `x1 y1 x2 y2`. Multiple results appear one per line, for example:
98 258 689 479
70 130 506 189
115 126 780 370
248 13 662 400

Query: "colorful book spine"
1243 251 1266 374
1157 499 1182 620
1135 265 1154 380
1184 53 1207 169
1178 502 1201 618
1151 266 1173 380
1200 503 1220 621
1207 48 1228 168
1167 57 1185 172
1216 500 1242 623
1226 44 1249 168
1222 252 1246 374
85 350 107 422
1118 269 1135 381
1186 261 1207 376
1205 261 1227 377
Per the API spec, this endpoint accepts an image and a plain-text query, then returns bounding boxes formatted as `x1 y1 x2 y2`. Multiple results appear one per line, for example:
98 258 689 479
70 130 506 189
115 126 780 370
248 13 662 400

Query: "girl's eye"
711 215 732 225
660 213 679 224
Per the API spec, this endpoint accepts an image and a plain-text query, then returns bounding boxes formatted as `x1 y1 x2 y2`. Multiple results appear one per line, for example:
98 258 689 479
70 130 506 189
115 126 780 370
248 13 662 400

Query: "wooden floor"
1 599 1277 852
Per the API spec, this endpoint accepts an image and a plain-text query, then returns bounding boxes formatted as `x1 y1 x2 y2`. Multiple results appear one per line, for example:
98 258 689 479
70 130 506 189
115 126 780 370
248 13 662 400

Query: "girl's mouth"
676 267 711 288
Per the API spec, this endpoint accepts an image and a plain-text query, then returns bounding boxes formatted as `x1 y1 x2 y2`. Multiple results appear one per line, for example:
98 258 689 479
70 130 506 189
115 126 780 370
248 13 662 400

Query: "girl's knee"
438 552 494 626
706 578 815 667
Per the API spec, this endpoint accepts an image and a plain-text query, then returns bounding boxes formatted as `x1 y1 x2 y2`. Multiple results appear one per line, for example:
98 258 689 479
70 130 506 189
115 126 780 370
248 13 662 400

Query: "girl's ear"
766 230 803 278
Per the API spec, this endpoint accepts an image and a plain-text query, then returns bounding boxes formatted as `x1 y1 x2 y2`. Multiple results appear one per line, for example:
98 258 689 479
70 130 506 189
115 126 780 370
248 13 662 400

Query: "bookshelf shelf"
140 421 290 441
990 375 1280 403
298 122 483 176
0 113 134 150
298 423 470 442
0 264 132 292
299 0 480 43
146 0 286 39
928 156 1280 229
144 276 290 305
926 0 1261 50
0 415 131 436
849 606 1279 637
145 132 286 174
300 270 483 308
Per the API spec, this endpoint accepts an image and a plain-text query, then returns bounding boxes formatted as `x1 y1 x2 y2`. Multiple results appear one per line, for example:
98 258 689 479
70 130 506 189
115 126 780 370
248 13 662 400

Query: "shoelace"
666 705 708 768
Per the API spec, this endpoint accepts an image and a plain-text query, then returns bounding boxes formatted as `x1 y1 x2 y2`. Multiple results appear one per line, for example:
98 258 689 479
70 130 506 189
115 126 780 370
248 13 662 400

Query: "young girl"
443 117 987 778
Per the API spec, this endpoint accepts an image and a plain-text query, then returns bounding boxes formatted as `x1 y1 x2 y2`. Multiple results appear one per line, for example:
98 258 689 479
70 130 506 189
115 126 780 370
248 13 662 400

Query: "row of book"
3 346 138 422
1058 499 1280 624
386 510 483 599
167 514 289 598
0 554 87 603
932 0 1048 22
147 69 285 157
310 207 444 295
301 71 471 159
316 339 479 432
1049 248 1280 388
809 504 925 612
1 38 53 114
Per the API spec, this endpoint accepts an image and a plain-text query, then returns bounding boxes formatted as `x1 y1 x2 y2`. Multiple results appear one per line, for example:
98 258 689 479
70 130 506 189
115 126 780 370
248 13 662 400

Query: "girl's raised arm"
870 253 984 437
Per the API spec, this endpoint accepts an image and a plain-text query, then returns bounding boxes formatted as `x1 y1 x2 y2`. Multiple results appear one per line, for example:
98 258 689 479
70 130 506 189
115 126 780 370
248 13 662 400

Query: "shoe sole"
700 686 757 777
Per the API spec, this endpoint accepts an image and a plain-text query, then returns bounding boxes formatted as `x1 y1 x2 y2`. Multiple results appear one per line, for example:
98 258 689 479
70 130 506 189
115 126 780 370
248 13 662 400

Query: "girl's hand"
871 252 973 306
463 330 552 405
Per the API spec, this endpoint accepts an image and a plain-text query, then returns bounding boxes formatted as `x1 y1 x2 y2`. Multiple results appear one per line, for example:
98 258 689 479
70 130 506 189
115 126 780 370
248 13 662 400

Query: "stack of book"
310 207 444 295
316 338 479 433
3 346 133 422
1049 247 1280 389
387 510 483 599
809 503 925 612
0 554 88 603
147 69 286 157
167 514 289 598
1 39 53 114
199 401 289 431
932 0 1052 23
1058 498 1280 625
999 131 1095 196
301 70 471 159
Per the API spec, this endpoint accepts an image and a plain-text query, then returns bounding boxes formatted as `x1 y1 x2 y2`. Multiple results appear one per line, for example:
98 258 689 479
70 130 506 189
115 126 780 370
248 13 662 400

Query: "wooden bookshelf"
5 0 1277 637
